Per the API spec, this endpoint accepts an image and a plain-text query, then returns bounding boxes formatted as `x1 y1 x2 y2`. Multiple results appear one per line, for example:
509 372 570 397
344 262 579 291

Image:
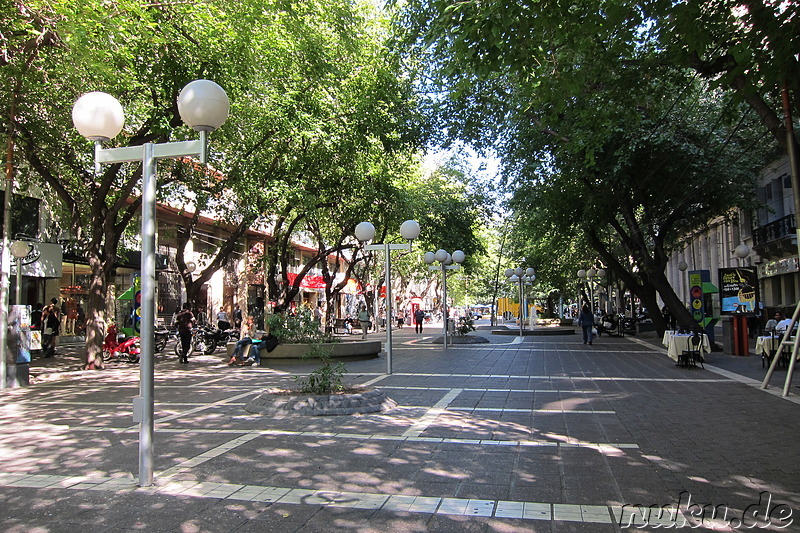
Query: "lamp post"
734 243 751 266
72 79 229 487
355 220 420 374
504 267 535 337
10 241 30 304
424 249 465 348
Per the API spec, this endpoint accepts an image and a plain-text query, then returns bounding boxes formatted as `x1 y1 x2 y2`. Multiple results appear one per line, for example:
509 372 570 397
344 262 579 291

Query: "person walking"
41 299 61 357
357 305 370 340
414 308 425 334
233 304 243 329
578 304 595 345
313 305 323 330
216 306 231 330
174 302 195 364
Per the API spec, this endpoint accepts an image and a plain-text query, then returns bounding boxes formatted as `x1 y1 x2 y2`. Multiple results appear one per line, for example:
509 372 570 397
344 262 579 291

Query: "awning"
286 272 327 290
286 272 361 293
117 286 137 300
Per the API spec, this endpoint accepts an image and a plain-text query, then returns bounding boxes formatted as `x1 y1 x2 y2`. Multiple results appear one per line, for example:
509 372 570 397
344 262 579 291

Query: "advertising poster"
719 267 759 314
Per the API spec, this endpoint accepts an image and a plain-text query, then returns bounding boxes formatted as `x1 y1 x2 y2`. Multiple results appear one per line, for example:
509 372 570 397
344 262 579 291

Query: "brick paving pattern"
1 325 798 531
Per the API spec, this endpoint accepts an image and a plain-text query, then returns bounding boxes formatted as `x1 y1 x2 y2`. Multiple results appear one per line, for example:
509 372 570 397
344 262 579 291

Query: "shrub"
456 316 476 336
266 308 335 344
267 309 346 394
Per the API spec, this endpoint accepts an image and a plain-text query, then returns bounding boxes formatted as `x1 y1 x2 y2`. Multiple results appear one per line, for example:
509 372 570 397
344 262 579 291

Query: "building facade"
665 155 798 328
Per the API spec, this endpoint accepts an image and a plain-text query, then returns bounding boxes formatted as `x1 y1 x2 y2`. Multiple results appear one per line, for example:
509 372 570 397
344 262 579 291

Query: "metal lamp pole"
424 249 465 347
72 80 229 487
10 241 30 303
355 220 420 374
505 267 534 337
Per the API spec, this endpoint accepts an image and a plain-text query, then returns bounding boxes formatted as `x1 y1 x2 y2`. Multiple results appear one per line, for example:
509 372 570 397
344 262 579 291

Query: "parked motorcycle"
154 325 172 352
204 325 240 351
173 326 217 358
102 324 141 363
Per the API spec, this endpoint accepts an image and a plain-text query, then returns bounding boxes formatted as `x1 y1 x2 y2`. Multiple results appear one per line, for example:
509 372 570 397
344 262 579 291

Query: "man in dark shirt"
174 303 195 364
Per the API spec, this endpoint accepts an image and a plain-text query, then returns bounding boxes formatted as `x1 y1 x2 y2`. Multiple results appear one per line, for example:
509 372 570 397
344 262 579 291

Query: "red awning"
286 273 326 289
285 273 361 292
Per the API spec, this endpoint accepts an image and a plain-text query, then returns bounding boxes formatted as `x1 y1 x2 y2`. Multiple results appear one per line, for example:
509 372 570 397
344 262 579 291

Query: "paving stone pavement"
2 324 799 532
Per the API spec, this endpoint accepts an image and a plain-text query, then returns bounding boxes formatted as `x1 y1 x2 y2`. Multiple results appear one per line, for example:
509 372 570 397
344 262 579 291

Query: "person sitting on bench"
228 316 258 366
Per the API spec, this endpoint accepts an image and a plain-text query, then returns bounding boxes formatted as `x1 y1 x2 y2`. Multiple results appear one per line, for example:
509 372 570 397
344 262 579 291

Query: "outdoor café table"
755 335 780 357
664 332 711 362
756 334 794 367
662 330 677 347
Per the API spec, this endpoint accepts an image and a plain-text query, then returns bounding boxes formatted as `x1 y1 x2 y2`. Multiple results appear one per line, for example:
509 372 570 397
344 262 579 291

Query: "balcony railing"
753 215 796 246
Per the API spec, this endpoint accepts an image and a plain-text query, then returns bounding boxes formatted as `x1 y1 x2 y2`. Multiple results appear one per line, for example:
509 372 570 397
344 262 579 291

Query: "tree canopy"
391 0 792 331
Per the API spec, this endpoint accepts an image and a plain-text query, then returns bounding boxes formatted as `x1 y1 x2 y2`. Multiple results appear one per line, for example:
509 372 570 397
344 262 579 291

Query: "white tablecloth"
662 331 678 347
755 336 778 356
755 335 794 356
665 333 711 362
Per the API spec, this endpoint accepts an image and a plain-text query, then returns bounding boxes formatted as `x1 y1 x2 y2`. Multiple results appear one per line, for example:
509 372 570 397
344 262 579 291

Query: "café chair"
680 332 704 369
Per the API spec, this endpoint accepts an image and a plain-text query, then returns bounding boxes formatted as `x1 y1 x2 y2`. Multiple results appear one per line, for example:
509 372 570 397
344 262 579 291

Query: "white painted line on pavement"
627 336 800 404
402 388 463 438
0 472 616 525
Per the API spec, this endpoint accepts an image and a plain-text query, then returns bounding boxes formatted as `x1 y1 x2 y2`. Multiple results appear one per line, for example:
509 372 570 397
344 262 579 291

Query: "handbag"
44 327 54 336
591 327 598 335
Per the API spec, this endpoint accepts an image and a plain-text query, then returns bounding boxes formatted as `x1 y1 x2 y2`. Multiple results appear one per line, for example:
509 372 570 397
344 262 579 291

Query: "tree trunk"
649 268 696 333
84 257 107 370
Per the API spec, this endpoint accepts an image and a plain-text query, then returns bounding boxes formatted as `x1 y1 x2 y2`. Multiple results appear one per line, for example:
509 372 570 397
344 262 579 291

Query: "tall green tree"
1 0 427 367
2 0 249 367
392 0 786 332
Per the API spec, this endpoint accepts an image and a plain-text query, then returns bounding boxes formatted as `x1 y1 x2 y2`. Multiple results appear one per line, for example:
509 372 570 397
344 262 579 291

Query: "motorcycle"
102 324 141 363
597 315 637 337
204 324 240 350
173 326 218 358
154 325 172 352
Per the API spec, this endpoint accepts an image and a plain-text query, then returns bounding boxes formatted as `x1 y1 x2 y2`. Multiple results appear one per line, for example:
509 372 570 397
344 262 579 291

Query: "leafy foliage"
295 359 347 395
455 316 476 336
390 0 786 331
265 308 334 344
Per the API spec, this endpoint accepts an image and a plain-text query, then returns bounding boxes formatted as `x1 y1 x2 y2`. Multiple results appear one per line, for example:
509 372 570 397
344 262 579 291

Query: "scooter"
102 324 141 363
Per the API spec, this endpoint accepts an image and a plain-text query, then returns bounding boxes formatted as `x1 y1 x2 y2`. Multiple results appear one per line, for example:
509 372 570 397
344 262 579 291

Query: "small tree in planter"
455 316 476 336
266 309 345 394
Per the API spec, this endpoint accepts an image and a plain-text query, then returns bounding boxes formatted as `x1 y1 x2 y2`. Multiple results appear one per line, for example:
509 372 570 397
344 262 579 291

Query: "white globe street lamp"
9 241 30 304
357 220 420 374
505 265 536 337
72 79 228 487
425 249 465 347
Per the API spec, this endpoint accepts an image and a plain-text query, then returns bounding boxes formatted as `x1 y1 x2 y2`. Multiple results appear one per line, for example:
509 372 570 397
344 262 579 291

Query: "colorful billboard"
719 267 759 314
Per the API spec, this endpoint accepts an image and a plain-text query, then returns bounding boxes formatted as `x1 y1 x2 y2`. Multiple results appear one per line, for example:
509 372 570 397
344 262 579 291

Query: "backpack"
261 333 280 353
46 312 60 332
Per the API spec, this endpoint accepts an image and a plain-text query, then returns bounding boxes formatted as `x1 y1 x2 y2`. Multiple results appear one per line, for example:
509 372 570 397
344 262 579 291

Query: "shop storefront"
11 242 63 307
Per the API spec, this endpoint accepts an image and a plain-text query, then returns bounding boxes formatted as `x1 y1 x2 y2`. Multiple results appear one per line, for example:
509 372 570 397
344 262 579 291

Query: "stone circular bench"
226 339 382 362
245 388 396 416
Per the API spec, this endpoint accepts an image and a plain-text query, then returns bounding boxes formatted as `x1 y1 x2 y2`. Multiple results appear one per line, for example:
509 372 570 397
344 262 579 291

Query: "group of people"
31 298 64 357
337 307 427 336
226 315 279 366
765 312 795 335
